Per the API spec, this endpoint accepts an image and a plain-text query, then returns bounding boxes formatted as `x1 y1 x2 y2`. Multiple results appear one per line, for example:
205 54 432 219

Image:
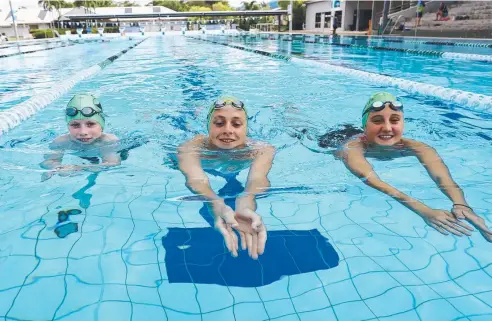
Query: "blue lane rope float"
0 39 147 136
190 36 492 112
218 33 492 63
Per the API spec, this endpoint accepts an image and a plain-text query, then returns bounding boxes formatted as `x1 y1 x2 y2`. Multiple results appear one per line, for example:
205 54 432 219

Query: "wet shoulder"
100 133 119 143
49 134 71 149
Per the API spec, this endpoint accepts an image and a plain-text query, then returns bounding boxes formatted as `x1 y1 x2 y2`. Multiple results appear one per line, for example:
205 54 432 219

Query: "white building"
0 5 178 39
305 0 387 33
0 6 72 39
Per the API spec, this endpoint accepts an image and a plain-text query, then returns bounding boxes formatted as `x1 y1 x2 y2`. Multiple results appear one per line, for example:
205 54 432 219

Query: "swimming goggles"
213 98 245 110
362 101 403 116
66 106 102 117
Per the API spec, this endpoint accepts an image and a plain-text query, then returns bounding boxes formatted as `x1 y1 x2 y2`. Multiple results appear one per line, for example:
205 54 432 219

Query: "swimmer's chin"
72 137 96 144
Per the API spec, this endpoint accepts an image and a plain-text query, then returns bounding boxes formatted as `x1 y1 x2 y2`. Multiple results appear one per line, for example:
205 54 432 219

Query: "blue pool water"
0 35 491 321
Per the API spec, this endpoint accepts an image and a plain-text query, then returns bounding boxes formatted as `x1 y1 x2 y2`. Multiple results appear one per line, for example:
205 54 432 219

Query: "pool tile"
132 303 169 321
234 302 269 321
0 255 39 291
364 285 415 317
202 307 235 321
264 298 296 319
377 309 421 321
325 279 362 306
288 273 322 297
7 275 65 321
97 301 132 321
128 285 163 306
292 287 330 314
416 298 468 321
447 295 492 316
228 286 262 303
54 276 101 317
195 283 234 313
353 271 400 299
299 307 337 321
158 282 201 313
333 300 376 321
257 275 290 301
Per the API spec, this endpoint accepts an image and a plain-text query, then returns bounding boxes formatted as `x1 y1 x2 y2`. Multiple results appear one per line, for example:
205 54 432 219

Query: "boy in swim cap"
177 96 275 259
337 92 491 242
41 93 120 180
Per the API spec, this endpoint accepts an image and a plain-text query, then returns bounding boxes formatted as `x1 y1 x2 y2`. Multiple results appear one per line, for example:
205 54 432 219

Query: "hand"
40 165 82 182
234 208 267 260
420 208 474 237
212 201 240 257
452 204 492 242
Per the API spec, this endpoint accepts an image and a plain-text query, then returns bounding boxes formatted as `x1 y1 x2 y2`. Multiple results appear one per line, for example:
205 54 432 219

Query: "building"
0 6 72 39
305 0 419 33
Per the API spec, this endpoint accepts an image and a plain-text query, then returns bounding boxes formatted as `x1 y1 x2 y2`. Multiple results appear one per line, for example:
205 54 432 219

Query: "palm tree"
38 0 55 34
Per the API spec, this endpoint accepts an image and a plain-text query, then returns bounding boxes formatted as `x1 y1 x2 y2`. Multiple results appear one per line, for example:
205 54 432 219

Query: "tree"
278 0 305 30
121 1 139 6
73 0 116 8
212 2 233 11
150 0 189 11
242 1 260 10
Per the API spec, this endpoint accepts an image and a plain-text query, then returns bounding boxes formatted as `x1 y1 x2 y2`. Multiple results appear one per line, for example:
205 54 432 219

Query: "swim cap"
207 96 248 132
65 94 105 130
361 92 398 129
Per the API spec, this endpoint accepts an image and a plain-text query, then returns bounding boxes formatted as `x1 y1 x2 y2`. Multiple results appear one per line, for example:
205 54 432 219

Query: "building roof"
0 7 72 27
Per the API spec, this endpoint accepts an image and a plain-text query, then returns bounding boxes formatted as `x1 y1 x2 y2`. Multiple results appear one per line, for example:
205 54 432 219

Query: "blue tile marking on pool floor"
163 175 339 288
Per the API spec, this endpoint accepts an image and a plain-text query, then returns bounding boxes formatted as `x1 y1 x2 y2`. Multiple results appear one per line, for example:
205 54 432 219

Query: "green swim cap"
361 92 398 129
65 93 105 130
207 96 248 132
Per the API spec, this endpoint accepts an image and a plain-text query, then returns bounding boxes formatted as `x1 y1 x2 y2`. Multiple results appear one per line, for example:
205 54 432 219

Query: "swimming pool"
0 34 491 321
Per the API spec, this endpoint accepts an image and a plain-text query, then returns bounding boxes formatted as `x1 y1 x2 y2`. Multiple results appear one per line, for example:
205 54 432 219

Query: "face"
364 104 404 146
208 105 247 150
68 119 103 144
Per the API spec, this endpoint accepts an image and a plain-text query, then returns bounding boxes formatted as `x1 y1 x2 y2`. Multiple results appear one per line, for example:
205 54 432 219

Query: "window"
324 12 331 28
315 12 321 28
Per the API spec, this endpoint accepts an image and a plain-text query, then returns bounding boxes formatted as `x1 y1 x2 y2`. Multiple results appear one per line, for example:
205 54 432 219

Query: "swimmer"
177 96 275 258
337 92 491 242
41 93 120 180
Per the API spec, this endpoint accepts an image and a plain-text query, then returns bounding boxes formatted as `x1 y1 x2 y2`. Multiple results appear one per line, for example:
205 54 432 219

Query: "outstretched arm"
235 144 275 212
338 139 473 237
178 135 221 203
408 139 491 241
177 135 239 254
234 144 275 259
339 140 430 214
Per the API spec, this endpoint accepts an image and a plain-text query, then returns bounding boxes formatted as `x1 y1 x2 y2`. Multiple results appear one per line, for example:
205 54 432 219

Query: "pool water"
0 35 491 321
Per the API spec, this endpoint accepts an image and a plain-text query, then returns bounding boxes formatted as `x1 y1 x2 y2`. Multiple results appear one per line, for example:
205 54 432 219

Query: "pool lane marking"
190 36 492 113
254 33 492 63
0 39 147 136
0 42 75 59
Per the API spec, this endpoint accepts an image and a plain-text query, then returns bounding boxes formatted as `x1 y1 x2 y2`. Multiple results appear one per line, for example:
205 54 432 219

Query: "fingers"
216 219 237 257
251 233 258 260
229 225 239 257
440 219 468 236
246 233 253 257
452 218 474 231
257 230 267 255
240 231 247 250
465 215 492 242
429 222 449 235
